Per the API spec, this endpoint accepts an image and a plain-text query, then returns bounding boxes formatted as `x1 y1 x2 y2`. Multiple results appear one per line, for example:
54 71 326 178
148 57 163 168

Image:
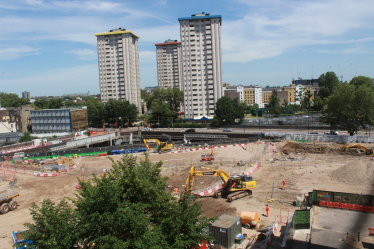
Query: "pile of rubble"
330 161 374 185
280 142 340 155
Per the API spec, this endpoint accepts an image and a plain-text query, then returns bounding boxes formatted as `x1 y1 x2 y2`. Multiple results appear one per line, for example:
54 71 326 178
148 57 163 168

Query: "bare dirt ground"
1 141 374 248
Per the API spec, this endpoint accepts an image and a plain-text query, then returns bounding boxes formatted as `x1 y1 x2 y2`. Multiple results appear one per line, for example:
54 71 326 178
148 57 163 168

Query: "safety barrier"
319 200 374 213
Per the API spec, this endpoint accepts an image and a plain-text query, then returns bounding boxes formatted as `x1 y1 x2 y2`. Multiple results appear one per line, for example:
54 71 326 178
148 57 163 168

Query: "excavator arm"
340 144 368 152
184 166 230 192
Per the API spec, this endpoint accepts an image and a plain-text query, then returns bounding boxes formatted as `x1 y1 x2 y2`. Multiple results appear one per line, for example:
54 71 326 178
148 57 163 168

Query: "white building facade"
95 28 141 113
178 13 223 120
155 39 182 89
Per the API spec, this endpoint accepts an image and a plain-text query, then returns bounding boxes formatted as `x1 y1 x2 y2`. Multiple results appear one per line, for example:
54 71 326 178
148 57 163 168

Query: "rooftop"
95 28 139 38
155 39 181 46
178 12 222 23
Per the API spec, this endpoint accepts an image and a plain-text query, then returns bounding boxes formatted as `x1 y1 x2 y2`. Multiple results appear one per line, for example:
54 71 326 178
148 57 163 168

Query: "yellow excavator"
184 165 256 202
340 144 374 155
143 139 174 154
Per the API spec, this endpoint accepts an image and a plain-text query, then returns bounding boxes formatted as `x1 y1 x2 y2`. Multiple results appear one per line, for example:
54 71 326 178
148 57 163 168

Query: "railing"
50 133 117 151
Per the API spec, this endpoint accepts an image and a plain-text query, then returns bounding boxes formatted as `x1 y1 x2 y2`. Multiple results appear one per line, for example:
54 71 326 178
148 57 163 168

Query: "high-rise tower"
178 13 222 120
155 39 182 89
95 28 141 112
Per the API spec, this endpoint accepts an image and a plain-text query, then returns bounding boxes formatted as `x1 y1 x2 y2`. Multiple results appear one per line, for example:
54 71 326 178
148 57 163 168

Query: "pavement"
310 207 374 249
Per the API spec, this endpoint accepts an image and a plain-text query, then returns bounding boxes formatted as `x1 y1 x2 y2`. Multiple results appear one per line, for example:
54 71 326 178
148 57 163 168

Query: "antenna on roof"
311 65 313 80
338 64 343 83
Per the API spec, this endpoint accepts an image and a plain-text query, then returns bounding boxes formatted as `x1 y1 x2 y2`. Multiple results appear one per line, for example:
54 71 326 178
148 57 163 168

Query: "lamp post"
306 115 309 134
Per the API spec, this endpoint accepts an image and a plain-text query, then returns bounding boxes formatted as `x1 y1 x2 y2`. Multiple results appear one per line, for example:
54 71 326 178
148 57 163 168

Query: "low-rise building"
30 107 88 134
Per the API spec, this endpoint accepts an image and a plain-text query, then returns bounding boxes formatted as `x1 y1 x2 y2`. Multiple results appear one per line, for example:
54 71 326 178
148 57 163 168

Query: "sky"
0 0 373 97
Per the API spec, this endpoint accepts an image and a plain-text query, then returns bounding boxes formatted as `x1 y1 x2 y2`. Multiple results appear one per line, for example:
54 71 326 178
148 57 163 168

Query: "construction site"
1 136 374 248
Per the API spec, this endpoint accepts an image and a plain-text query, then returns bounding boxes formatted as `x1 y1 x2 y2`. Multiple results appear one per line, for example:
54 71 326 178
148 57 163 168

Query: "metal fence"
264 132 374 144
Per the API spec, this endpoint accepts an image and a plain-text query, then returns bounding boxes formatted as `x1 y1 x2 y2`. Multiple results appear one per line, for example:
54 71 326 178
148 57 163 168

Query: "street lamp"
306 115 309 134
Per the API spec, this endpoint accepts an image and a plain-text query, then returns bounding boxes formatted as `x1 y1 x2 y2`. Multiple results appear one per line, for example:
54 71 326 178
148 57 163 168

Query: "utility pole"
158 116 159 129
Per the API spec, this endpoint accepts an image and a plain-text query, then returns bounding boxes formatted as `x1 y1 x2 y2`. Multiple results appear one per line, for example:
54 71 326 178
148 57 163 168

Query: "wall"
70 109 88 132
0 121 17 133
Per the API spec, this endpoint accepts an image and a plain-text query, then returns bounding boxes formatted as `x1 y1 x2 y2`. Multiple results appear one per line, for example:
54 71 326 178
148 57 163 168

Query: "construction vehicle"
340 144 374 155
143 139 173 154
201 150 214 162
0 188 19 214
185 166 256 202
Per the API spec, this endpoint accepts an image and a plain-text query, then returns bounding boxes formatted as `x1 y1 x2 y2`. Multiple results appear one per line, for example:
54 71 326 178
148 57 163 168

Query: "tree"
252 103 259 109
147 87 184 114
34 99 50 110
214 96 237 124
323 83 374 135
18 132 38 143
85 97 103 127
232 98 247 122
34 98 64 109
19 155 215 248
349 75 373 89
282 99 289 107
103 99 138 126
318 71 340 101
49 98 63 109
18 198 79 249
150 102 175 127
301 90 312 111
0 92 30 107
267 94 282 114
312 96 324 111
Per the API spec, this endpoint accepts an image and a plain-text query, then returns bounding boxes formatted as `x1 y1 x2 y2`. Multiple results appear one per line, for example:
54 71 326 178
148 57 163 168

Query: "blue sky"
0 0 373 97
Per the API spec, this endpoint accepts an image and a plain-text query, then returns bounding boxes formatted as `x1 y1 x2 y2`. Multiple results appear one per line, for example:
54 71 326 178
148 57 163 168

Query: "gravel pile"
329 161 374 185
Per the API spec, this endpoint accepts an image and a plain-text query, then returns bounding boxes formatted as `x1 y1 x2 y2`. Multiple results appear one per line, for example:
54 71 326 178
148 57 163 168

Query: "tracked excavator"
143 139 174 154
184 166 256 202
340 144 374 155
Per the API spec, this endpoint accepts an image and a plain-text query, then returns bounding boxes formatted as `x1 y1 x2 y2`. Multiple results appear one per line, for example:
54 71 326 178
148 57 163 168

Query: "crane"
185 166 256 202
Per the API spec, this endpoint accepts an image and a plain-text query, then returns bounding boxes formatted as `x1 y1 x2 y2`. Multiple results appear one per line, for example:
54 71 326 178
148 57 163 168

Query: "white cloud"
0 46 40 60
139 51 156 65
1 64 99 95
65 49 97 60
222 0 374 62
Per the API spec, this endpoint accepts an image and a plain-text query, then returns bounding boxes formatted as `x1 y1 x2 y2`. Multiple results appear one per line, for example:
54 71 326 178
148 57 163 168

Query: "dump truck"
0 188 20 214
185 166 256 202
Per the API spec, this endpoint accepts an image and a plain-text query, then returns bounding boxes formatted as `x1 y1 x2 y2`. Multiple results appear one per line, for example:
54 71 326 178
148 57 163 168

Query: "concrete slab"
313 207 374 234
310 207 374 249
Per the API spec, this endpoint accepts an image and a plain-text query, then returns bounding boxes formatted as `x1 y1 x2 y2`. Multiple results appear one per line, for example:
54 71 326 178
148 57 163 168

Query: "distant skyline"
0 0 373 97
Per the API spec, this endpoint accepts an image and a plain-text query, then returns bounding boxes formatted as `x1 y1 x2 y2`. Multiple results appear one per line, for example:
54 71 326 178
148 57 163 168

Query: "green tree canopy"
349 75 373 89
312 96 324 111
147 87 184 113
214 96 237 124
149 102 175 127
301 90 312 111
0 92 30 107
318 71 340 101
103 99 138 126
18 132 38 143
323 83 374 135
34 98 63 109
267 94 282 114
19 155 215 248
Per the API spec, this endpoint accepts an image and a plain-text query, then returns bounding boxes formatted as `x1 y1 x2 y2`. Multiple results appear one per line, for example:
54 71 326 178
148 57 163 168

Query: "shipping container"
209 214 241 248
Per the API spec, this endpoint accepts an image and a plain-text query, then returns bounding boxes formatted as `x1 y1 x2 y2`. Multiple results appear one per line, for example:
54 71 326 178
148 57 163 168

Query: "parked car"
324 130 339 135
222 128 233 132
309 132 319 135
185 129 196 133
